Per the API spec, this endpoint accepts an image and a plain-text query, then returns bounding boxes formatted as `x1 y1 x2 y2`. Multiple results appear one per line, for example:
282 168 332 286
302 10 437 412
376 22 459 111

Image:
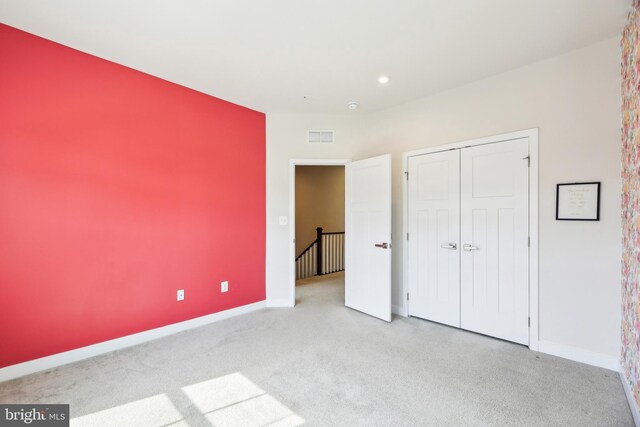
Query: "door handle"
440 243 457 250
463 244 479 251
374 242 389 249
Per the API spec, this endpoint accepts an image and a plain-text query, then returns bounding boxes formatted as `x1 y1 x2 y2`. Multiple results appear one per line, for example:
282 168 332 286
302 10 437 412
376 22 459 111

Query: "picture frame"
555 182 600 221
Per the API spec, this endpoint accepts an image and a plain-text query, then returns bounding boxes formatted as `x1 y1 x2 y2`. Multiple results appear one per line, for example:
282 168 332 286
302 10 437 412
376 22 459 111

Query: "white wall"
266 115 366 306
266 37 621 364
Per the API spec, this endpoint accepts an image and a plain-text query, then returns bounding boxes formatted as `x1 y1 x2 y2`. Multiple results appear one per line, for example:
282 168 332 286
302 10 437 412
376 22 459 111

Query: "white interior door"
460 139 529 344
345 154 392 322
408 151 460 327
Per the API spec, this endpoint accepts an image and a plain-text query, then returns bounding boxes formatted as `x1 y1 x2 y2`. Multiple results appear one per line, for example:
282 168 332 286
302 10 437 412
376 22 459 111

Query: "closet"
407 138 530 345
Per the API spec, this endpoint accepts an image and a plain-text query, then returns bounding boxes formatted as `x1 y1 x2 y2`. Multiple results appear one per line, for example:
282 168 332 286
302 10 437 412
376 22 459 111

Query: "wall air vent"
307 130 335 144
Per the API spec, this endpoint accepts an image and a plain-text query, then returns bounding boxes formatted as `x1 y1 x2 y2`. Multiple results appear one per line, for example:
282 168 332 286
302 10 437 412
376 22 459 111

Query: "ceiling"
0 0 631 114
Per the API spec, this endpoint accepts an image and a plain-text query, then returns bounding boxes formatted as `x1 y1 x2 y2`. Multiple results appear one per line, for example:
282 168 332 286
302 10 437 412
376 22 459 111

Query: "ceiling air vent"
307 130 335 144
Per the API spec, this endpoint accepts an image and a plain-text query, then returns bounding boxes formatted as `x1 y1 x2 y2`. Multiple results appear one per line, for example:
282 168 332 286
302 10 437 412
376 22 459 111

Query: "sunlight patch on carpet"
71 372 304 426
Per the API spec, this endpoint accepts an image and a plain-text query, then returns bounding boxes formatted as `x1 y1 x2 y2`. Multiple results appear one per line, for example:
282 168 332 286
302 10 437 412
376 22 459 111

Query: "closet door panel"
460 139 529 345
408 151 460 327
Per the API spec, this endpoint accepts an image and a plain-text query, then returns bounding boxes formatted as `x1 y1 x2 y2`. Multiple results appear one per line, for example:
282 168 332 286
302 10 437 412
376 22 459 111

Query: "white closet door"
460 138 529 345
408 151 460 327
345 154 392 322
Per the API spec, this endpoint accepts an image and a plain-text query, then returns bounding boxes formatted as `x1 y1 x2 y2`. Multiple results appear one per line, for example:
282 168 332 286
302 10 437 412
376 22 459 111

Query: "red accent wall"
0 24 266 368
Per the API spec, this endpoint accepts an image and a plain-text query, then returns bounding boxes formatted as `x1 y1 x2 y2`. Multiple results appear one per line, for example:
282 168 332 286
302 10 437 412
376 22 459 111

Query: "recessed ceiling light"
347 102 359 110
378 75 391 84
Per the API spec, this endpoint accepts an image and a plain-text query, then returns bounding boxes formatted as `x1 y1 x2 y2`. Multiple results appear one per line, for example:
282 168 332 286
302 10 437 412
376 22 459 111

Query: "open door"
345 154 392 322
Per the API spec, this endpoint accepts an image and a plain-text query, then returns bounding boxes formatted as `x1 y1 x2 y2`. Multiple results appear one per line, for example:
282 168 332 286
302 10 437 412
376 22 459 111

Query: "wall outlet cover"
279 216 288 226
221 281 229 293
177 289 185 301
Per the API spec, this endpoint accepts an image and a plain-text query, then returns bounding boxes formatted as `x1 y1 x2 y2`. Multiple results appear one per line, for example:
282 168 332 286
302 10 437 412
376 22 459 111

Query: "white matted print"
556 182 600 221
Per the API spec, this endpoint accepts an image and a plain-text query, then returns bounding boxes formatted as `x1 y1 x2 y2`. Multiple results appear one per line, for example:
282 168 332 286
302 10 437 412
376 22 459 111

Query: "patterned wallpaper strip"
621 0 640 411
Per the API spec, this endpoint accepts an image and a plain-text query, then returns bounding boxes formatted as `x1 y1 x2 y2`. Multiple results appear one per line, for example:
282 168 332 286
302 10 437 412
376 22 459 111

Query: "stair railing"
295 227 345 280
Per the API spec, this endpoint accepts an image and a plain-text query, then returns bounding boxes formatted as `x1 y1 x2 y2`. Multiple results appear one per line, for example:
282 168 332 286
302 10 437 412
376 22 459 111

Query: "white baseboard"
620 371 640 426
392 304 408 317
0 300 266 383
266 298 294 308
537 340 619 371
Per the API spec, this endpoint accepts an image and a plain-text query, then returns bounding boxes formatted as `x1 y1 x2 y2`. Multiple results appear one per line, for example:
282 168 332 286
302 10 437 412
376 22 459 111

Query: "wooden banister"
296 227 345 280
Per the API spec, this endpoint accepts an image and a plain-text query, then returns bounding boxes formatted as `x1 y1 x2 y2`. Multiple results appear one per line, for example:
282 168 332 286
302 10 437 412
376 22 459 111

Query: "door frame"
401 128 539 351
288 158 351 307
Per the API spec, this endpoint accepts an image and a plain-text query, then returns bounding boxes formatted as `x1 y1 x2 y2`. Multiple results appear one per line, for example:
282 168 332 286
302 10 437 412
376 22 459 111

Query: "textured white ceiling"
0 0 631 113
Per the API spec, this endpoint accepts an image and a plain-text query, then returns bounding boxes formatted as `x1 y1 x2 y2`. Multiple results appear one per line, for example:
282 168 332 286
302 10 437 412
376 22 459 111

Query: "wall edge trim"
620 371 640 426
537 339 619 371
0 300 266 383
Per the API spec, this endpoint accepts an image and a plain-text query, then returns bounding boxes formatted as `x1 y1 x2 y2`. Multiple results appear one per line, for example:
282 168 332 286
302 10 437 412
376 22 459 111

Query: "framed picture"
556 182 600 221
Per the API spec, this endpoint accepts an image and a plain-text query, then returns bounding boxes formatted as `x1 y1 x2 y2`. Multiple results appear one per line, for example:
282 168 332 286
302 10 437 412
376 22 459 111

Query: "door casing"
402 128 539 351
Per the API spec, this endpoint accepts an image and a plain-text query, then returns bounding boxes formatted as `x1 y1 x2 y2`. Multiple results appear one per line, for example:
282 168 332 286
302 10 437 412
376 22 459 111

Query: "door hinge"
407 292 410 301
407 232 409 240
404 171 409 180
528 237 530 247
528 317 531 327
523 155 530 167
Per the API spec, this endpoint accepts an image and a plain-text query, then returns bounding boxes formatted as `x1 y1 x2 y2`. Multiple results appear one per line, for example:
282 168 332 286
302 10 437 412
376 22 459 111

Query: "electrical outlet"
177 289 184 301
221 281 229 293
279 216 288 226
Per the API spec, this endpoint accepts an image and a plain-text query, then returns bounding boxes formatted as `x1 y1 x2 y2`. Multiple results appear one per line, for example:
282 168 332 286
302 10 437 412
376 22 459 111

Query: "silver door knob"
463 244 479 251
374 242 389 249
440 243 457 250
